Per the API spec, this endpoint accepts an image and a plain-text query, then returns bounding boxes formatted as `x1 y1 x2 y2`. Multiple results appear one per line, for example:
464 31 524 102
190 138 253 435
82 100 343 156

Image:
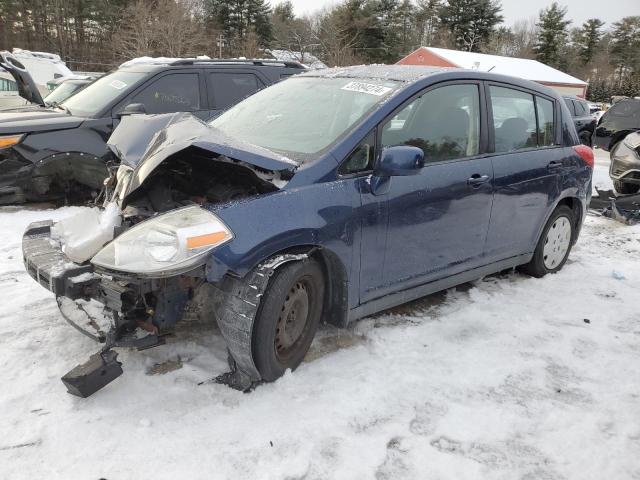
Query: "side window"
339 131 375 175
381 84 480 163
563 98 576 116
576 100 589 116
131 73 200 114
210 73 263 110
536 97 556 147
490 86 537 153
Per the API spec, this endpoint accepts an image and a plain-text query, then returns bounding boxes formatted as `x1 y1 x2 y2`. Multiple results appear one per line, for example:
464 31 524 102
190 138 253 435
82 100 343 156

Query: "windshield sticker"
341 81 393 96
109 80 127 90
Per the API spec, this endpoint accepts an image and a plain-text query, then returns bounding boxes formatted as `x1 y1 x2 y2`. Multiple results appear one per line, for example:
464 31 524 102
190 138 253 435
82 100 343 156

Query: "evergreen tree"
205 0 273 50
439 0 503 52
610 16 640 77
534 2 571 68
574 18 604 65
273 1 295 22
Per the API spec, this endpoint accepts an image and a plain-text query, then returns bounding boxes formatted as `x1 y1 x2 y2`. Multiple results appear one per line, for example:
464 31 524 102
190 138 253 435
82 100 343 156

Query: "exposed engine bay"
114 151 282 224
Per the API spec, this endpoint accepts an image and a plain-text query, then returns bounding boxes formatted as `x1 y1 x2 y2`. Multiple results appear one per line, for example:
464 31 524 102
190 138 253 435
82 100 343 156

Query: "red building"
398 47 588 98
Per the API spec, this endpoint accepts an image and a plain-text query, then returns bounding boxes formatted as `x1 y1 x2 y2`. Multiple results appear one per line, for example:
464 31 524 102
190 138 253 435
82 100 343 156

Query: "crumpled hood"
0 109 84 134
0 51 45 107
107 112 299 185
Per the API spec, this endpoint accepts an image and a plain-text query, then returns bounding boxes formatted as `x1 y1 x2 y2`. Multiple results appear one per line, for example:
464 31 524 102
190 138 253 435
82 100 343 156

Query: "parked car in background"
0 57 305 205
42 75 94 106
609 131 640 194
563 95 596 146
22 66 593 397
0 49 72 108
594 98 640 152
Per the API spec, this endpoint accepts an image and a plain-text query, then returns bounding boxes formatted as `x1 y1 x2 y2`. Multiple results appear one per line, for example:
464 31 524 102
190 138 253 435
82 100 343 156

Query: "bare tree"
113 0 211 59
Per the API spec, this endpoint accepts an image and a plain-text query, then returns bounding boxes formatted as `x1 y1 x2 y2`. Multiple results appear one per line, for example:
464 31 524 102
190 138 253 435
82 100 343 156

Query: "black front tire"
613 180 640 195
519 205 575 278
252 259 324 382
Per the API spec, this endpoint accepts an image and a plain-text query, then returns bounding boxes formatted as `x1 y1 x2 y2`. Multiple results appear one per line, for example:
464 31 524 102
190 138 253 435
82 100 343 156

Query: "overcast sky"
285 0 639 28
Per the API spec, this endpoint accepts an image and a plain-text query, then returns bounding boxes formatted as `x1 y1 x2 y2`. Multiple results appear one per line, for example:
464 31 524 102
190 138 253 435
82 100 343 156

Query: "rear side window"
131 73 200 114
563 98 576 116
536 97 555 147
490 86 537 152
381 83 481 163
210 73 264 110
574 100 589 116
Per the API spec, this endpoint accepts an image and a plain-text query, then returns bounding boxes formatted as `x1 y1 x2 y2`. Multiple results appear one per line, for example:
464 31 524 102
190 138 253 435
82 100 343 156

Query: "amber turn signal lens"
186 231 230 249
0 134 24 149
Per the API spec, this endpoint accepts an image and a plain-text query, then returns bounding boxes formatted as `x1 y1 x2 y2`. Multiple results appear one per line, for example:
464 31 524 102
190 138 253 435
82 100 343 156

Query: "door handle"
467 174 490 187
547 161 563 170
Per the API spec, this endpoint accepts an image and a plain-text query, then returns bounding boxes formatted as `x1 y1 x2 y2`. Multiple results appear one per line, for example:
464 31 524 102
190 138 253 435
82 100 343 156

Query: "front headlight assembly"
91 206 233 276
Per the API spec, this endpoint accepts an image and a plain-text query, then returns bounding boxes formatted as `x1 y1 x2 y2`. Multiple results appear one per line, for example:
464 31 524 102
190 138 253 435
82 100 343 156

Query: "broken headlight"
91 205 233 276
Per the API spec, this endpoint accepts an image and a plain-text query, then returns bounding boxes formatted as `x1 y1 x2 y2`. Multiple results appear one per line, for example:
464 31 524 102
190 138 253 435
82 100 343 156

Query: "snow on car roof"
422 47 588 86
301 64 452 83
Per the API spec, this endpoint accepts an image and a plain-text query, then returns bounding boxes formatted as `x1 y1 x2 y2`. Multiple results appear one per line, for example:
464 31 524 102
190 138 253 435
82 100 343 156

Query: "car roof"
299 65 559 97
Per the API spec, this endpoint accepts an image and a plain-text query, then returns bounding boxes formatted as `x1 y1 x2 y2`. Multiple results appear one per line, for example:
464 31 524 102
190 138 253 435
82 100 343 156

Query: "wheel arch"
211 243 350 328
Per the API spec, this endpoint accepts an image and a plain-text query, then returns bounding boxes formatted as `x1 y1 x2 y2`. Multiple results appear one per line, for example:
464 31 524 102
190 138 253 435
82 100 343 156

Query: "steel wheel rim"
543 215 572 270
275 280 311 361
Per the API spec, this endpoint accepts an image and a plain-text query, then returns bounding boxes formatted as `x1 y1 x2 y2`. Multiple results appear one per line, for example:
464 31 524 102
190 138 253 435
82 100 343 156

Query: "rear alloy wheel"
252 259 324 382
613 180 640 195
520 205 575 278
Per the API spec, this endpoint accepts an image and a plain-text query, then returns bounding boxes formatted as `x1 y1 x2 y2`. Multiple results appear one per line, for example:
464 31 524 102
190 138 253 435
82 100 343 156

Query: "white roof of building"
422 47 587 86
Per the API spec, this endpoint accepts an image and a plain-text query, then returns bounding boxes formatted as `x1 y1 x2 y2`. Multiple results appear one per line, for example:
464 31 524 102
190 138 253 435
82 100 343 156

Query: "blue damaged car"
22 65 594 397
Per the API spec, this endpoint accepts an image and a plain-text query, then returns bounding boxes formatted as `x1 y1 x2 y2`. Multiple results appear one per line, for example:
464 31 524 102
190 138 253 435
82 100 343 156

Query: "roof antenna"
487 65 496 72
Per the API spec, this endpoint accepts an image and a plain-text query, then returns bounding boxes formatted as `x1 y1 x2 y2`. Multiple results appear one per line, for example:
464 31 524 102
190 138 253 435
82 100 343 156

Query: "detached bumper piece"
22 220 98 298
62 350 123 398
590 188 640 225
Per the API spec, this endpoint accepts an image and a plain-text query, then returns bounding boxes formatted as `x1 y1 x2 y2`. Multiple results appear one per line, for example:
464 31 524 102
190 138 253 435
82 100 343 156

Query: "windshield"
44 82 84 105
61 71 147 116
210 76 402 158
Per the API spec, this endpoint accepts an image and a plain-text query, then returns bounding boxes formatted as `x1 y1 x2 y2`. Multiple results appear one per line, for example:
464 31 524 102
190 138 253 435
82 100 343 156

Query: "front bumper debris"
23 220 169 397
22 220 99 298
590 188 640 225
61 350 123 398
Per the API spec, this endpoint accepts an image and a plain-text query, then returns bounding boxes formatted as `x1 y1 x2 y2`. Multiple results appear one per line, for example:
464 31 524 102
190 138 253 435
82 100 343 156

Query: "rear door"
484 83 563 261
205 70 266 120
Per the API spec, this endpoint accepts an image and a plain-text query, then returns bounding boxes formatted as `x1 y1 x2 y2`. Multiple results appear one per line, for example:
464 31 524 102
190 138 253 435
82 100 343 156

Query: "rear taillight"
573 144 594 169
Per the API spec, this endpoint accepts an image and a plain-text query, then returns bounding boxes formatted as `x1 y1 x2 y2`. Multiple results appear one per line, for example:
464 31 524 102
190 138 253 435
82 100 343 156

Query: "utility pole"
217 34 225 58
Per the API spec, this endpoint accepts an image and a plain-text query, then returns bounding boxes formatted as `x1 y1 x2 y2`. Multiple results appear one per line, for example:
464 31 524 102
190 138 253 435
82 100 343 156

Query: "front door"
359 82 494 303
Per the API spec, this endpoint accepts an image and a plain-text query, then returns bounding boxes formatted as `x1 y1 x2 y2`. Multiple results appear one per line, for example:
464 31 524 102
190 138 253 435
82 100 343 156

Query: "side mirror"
375 146 424 177
118 103 146 117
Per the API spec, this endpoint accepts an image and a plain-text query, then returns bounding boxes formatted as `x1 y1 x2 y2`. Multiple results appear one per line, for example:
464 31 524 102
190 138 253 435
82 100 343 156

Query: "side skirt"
347 253 532 323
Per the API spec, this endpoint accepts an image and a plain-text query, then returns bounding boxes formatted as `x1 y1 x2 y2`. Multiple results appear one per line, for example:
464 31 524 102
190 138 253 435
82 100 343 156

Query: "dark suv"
563 95 596 146
22 66 593 397
593 98 640 152
0 56 305 204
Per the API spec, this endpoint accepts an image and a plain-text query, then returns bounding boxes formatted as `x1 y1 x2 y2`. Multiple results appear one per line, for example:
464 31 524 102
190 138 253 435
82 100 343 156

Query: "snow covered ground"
1 150 639 479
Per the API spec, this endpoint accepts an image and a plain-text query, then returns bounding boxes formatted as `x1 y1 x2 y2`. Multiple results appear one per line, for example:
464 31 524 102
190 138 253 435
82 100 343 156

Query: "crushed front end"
21 113 294 397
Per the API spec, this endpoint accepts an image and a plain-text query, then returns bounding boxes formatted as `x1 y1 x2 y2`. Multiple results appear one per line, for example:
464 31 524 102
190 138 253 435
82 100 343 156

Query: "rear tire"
520 205 575 278
252 259 324 382
613 180 640 195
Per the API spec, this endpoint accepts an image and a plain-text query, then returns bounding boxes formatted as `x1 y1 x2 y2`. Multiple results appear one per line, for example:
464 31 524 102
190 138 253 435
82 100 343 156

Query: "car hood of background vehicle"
108 112 299 177
0 109 84 134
